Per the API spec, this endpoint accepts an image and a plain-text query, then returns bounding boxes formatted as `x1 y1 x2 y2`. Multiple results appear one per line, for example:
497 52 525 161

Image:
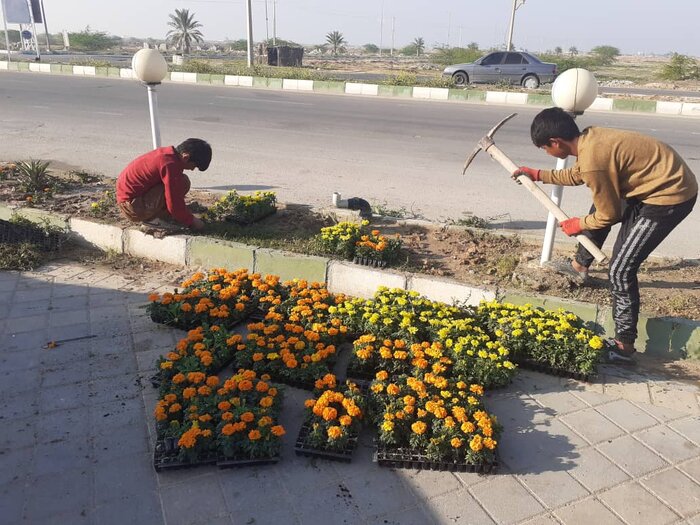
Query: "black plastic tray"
352 256 388 268
294 420 358 463
217 455 280 469
375 443 499 473
153 439 218 471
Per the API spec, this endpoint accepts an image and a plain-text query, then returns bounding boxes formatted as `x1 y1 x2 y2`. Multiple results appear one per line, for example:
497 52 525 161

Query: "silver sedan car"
442 51 557 89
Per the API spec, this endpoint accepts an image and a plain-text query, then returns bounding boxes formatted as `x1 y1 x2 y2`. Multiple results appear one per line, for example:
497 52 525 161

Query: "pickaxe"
463 113 608 264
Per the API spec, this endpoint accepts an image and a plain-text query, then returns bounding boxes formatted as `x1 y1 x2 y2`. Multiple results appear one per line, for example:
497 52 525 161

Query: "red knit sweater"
116 146 193 226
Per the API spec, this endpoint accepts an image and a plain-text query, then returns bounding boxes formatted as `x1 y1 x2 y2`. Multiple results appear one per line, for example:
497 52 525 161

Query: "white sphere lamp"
551 68 598 114
132 49 168 85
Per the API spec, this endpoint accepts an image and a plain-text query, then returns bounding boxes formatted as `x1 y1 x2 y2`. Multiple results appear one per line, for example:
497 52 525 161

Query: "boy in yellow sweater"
518 108 697 363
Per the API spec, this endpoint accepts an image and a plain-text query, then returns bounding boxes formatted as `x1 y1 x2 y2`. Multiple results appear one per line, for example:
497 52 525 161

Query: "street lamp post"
540 68 599 265
132 49 169 150
506 0 525 51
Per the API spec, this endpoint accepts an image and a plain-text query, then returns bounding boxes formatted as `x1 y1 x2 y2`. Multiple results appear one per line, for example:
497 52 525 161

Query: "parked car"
442 51 557 89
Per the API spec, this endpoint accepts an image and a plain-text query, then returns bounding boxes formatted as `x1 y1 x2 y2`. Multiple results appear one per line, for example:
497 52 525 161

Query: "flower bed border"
153 439 218 471
294 419 359 463
216 454 280 469
513 357 594 382
374 442 499 473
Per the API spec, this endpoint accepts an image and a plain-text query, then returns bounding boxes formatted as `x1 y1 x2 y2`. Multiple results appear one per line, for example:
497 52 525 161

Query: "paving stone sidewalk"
1 262 699 525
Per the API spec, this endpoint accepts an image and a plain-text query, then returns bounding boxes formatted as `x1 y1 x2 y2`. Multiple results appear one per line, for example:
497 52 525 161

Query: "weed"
371 200 422 219
69 170 102 184
0 242 44 270
89 190 116 218
447 213 491 229
495 255 519 278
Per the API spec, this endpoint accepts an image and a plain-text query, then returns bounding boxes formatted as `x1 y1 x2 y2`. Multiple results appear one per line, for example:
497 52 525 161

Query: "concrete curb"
1 202 697 359
3 60 699 118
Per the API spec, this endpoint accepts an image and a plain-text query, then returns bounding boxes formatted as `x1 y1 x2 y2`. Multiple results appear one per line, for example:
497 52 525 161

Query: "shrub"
659 53 700 81
430 47 482 67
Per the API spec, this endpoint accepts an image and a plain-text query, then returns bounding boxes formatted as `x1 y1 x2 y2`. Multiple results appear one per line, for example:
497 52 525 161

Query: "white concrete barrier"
224 75 239 86
485 91 509 104
656 101 683 115
505 92 528 105
0 61 8 70
238 76 253 87
282 79 314 91
413 87 449 100
70 218 124 253
408 275 495 307
29 63 51 73
345 83 379 96
681 102 700 117
171 72 197 83
327 261 406 299
119 68 134 79
123 229 187 266
589 97 614 111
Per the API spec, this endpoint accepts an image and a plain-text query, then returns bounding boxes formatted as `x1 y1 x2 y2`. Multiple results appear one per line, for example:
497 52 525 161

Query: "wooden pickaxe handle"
485 144 608 264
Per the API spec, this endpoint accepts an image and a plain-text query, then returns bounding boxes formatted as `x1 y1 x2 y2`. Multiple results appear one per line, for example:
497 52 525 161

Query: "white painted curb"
485 91 509 104
327 261 406 298
407 275 495 307
681 102 700 117
69 218 124 252
589 97 614 111
413 87 450 100
0 60 8 70
29 63 51 73
505 92 529 105
119 68 134 79
123 229 188 266
345 83 379 96
656 101 683 115
282 78 314 91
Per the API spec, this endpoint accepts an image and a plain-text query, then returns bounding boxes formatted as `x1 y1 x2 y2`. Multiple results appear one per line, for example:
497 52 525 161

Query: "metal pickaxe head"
462 112 518 175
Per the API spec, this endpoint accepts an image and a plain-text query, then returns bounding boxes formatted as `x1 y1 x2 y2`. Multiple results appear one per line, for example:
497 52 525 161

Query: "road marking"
31 105 50 109
94 111 123 116
214 95 312 106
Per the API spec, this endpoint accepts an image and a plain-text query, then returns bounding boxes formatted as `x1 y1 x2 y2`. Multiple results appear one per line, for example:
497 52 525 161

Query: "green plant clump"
204 191 277 224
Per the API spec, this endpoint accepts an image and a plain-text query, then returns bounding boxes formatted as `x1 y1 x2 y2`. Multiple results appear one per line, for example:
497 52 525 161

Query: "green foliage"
0 29 21 44
203 191 277 224
89 190 116 218
362 43 379 54
227 39 248 51
659 53 700 81
413 37 425 56
590 45 620 66
553 46 563 55
0 242 43 270
466 42 480 52
325 30 346 55
68 59 112 68
382 71 416 86
430 46 482 67
538 53 600 72
14 160 53 194
167 8 204 54
399 44 418 56
68 27 121 51
568 46 578 56
173 59 337 81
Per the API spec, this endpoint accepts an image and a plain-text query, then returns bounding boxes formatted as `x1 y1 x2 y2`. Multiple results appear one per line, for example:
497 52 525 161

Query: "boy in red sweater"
117 138 211 230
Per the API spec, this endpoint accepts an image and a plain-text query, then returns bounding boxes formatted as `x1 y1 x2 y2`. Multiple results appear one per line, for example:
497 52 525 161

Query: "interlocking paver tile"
35 406 90 445
560 407 626 444
342 465 419 520
599 481 681 525
0 446 33 485
93 492 165 525
567 448 630 491
39 382 90 412
519 514 561 525
642 467 700 518
642 394 698 419
681 457 700 484
597 398 660 432
597 435 669 477
430 489 496 525
397 468 463 500
33 438 92 476
0 479 29 525
470 475 545 524
7 313 50 334
670 417 700 446
162 475 230 525
529 390 589 415
636 425 700 463
50 309 89 327
41 359 90 388
554 497 625 524
517 469 590 508
604 379 653 404
219 469 299 524
24 467 92 523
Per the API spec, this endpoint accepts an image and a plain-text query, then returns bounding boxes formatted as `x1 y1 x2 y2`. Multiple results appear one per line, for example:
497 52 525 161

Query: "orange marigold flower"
375 370 389 381
260 396 273 408
182 387 196 400
339 415 352 427
168 403 182 413
386 384 400 396
411 421 427 435
164 394 177 403
221 411 234 421
450 437 463 448
222 423 236 436
322 407 338 421
240 412 255 423
327 426 343 440
238 380 253 391
206 376 219 387
304 399 316 408
248 429 262 441
271 425 285 437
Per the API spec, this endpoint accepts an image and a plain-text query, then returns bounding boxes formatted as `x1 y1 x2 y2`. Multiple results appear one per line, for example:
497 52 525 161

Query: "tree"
659 53 700 81
68 27 121 51
590 45 620 66
363 43 379 54
568 46 578 56
554 46 563 55
412 37 425 56
467 42 480 52
166 8 204 55
400 44 417 56
325 30 346 56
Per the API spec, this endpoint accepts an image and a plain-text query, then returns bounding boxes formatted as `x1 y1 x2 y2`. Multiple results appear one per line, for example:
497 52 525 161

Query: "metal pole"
40 0 49 51
390 16 394 56
379 1 383 57
146 84 161 150
506 0 517 51
446 12 450 48
245 0 253 67
272 0 276 46
1 0 11 63
539 158 568 264
28 0 40 60
264 0 269 42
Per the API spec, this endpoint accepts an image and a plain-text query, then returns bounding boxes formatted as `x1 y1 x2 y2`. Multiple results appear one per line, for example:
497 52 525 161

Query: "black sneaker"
542 259 589 285
603 339 637 365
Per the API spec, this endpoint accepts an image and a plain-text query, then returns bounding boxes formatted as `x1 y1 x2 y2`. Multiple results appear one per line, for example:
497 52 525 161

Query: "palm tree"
325 30 346 56
412 37 425 56
166 9 204 55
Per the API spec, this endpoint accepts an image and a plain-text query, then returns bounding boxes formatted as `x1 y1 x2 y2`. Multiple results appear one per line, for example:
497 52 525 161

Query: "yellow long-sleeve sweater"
539 127 698 230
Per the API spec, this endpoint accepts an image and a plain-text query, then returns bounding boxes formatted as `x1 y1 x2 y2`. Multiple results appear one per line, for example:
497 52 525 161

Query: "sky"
30 0 700 56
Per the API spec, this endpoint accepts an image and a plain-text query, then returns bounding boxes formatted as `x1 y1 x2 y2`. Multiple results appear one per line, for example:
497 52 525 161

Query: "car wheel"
521 75 539 89
452 71 468 86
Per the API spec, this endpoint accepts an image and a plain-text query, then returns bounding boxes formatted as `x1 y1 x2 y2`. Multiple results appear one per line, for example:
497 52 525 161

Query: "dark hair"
176 138 212 171
530 107 581 147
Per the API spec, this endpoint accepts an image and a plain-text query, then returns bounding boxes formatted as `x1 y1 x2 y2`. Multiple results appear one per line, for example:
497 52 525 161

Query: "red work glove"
514 166 541 182
560 217 583 236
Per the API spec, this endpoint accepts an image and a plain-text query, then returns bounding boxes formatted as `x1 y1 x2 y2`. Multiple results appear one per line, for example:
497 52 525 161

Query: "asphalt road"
1 71 698 259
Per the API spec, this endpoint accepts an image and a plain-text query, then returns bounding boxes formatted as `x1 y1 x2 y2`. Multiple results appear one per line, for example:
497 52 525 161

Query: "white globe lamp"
132 49 168 85
551 68 598 115
132 49 169 149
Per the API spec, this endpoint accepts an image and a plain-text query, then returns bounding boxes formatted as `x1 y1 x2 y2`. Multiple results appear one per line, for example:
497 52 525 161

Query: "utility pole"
390 16 395 56
1 0 11 62
40 0 50 51
458 26 462 48
273 0 277 46
264 0 269 42
245 0 253 67
446 12 451 48
379 0 384 56
506 0 526 51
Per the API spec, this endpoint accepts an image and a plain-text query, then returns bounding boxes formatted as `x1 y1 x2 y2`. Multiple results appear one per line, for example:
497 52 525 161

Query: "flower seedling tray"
224 207 276 225
375 443 499 473
153 439 218 471
513 357 594 383
149 311 201 332
352 256 388 268
294 420 359 463
217 454 280 469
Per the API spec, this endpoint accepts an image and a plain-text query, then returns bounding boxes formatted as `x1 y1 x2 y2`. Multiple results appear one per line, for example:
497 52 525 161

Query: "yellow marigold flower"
327 426 343 440
339 415 352 427
469 435 483 452
375 370 389 381
322 407 338 421
411 421 427 435
450 437 463 448
381 420 394 432
588 336 604 350
386 383 400 396
483 437 497 450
